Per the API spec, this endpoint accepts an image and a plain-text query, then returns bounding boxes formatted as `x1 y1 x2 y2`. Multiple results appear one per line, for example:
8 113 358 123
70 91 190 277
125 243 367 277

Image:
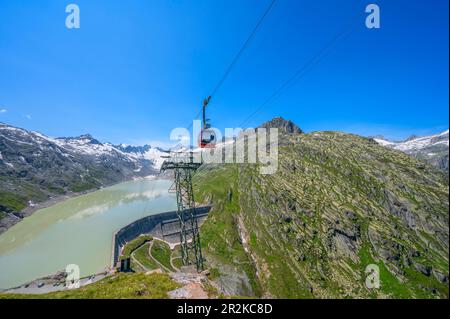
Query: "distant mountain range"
372 130 449 171
0 123 169 232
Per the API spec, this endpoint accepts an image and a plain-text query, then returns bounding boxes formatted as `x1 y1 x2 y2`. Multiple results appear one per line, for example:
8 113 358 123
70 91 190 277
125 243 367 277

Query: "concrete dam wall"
111 206 211 266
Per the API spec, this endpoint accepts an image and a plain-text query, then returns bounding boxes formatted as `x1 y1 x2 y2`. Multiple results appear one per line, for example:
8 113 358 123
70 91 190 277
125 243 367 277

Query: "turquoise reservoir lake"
0 178 176 289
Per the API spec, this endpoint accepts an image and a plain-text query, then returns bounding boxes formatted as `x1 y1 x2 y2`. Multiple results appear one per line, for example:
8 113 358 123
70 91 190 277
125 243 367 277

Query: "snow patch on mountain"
114 144 169 169
374 129 449 171
0 123 169 170
373 138 395 147
374 130 449 153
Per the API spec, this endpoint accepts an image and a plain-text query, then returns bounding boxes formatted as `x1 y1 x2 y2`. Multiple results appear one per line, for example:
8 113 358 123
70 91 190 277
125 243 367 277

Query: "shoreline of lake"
0 177 177 289
0 174 172 235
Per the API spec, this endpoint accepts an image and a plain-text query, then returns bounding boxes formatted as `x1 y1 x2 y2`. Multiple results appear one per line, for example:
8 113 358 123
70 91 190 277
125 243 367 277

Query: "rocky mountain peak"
77 134 102 145
258 116 303 134
405 135 419 142
57 134 102 145
115 144 152 154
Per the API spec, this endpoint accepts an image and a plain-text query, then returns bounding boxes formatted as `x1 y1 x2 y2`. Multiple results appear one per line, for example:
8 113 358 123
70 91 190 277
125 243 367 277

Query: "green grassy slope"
193 131 449 299
120 235 153 260
151 240 175 272
0 273 179 299
133 243 160 271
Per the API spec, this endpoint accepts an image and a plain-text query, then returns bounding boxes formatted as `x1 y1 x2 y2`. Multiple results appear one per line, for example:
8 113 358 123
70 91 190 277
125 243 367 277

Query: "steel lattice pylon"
161 157 204 272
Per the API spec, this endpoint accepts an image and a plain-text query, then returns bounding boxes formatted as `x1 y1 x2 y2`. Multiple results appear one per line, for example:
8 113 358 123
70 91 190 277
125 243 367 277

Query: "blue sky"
0 0 448 145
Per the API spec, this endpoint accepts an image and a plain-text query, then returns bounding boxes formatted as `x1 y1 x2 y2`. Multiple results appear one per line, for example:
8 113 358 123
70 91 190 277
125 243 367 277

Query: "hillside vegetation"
0 273 179 299
193 130 449 298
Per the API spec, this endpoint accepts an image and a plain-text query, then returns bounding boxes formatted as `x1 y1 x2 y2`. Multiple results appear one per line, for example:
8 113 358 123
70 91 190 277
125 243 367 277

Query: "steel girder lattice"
161 160 204 271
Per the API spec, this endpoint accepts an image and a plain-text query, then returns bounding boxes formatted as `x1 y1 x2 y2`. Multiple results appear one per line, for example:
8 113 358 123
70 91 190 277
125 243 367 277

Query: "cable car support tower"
160 0 277 272
160 154 204 272
161 96 215 272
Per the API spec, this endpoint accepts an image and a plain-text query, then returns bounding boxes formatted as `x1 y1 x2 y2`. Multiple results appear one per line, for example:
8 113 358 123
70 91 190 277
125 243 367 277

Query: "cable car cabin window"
199 129 216 148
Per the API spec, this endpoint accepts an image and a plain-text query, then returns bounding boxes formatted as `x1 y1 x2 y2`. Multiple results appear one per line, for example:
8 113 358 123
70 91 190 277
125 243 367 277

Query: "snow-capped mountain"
374 130 449 171
0 123 170 227
114 143 169 169
0 124 169 170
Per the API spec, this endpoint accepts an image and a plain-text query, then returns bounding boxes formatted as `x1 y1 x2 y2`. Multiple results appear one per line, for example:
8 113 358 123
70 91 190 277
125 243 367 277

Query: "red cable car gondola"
199 96 217 148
